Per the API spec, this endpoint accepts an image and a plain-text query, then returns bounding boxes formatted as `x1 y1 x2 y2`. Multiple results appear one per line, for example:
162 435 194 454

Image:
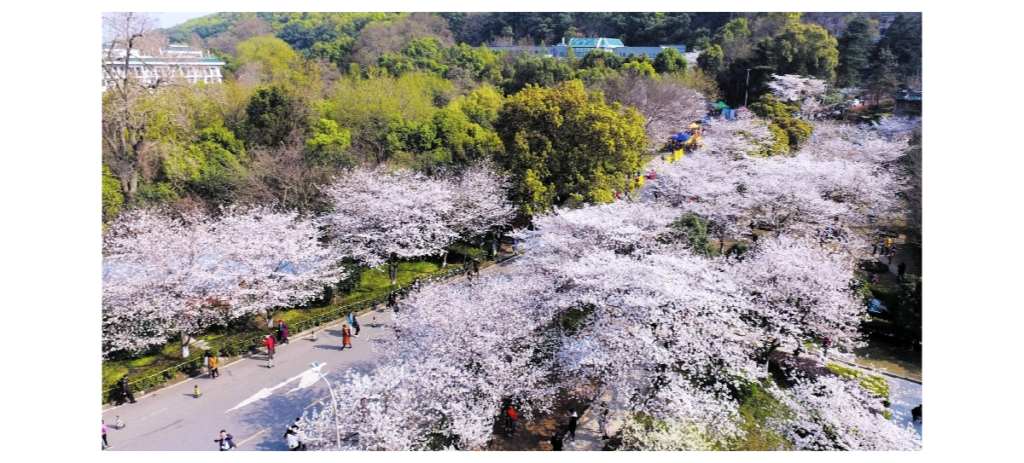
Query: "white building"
487 38 685 60
102 44 225 92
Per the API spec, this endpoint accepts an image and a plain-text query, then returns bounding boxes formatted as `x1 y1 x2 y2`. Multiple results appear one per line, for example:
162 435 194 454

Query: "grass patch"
826 363 889 399
332 261 441 308
103 365 129 386
727 380 794 451
128 356 158 368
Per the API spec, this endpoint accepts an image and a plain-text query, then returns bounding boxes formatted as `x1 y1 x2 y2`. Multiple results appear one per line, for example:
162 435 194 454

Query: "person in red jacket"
505 405 518 437
263 334 275 360
342 325 353 349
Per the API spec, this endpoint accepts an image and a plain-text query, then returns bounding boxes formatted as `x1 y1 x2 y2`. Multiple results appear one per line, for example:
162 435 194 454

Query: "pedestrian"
506 405 518 437
822 337 832 357
898 262 907 283
203 351 212 377
342 325 352 349
472 257 480 276
512 237 518 254
102 420 111 449
352 316 361 337
278 319 290 345
567 409 578 445
348 312 355 327
209 353 220 378
118 374 137 404
284 427 301 451
215 430 237 451
388 291 397 311
598 407 609 440
289 417 307 449
885 236 893 255
550 431 563 451
492 241 498 258
263 333 276 360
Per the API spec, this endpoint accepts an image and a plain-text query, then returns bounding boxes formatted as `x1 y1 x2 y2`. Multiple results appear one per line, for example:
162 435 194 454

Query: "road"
102 258 521 451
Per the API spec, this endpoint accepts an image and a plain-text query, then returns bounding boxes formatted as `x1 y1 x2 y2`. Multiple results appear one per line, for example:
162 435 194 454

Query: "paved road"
102 309 397 451
888 376 923 436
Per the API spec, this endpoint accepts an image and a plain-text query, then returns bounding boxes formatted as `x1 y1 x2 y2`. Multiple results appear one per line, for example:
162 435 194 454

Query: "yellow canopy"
689 123 699 129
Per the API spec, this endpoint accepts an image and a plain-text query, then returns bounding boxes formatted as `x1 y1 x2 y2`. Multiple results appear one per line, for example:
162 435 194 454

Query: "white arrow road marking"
226 364 328 413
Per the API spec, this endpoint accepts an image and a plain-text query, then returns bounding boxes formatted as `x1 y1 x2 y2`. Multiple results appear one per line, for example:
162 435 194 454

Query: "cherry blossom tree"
102 207 344 357
211 206 345 328
301 272 559 450
103 209 233 357
736 236 865 363
768 73 827 118
775 376 922 450
438 164 516 266
321 167 458 285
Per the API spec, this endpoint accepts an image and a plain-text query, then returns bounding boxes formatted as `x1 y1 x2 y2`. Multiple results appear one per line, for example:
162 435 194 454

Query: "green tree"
892 275 922 347
874 14 922 80
494 80 646 215
506 55 575 94
447 85 504 129
867 47 901 105
579 50 624 70
749 94 811 154
102 166 124 224
835 15 878 88
697 44 725 77
242 85 306 148
304 118 353 167
755 21 839 81
233 36 305 85
653 48 688 74
623 61 659 79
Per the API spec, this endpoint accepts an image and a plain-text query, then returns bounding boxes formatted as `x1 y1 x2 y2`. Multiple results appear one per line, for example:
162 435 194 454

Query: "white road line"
150 407 167 416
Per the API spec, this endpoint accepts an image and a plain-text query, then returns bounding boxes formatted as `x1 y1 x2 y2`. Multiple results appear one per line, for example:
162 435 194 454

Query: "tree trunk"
181 331 191 358
388 254 398 285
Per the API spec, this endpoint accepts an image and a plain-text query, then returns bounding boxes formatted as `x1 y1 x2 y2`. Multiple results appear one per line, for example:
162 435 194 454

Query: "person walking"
505 405 518 437
118 374 137 404
342 325 353 349
388 292 397 311
597 408 610 440
822 337 833 357
284 426 299 452
550 432 563 451
278 319 290 345
352 316 361 337
567 409 579 445
897 262 907 283
287 417 308 450
263 334 275 360
215 430 237 451
102 420 111 449
209 353 220 378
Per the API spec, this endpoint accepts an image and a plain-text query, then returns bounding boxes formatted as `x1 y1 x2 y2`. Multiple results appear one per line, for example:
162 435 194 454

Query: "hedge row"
103 261 472 404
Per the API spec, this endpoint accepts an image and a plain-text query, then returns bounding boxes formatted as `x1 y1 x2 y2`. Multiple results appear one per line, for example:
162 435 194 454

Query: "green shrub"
826 363 889 399
448 243 486 261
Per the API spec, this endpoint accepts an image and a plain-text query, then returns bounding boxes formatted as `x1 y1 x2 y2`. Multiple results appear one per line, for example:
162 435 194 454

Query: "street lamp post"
309 361 341 448
744 68 751 107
